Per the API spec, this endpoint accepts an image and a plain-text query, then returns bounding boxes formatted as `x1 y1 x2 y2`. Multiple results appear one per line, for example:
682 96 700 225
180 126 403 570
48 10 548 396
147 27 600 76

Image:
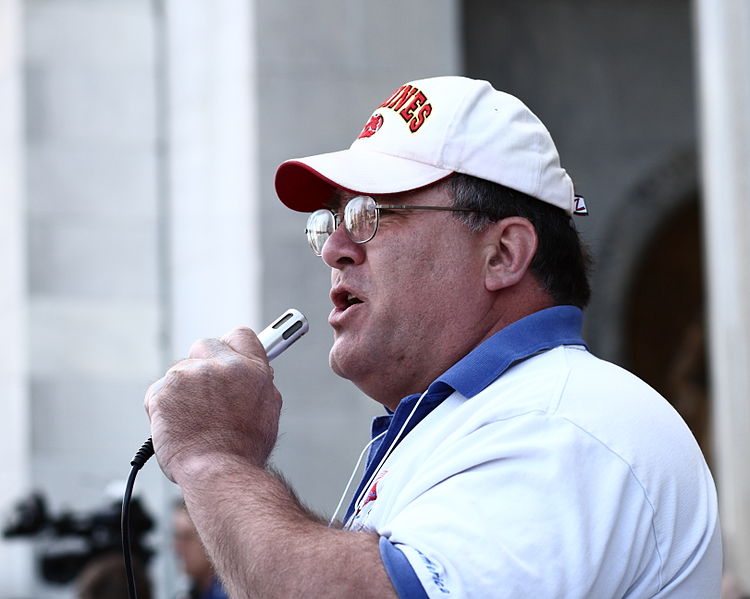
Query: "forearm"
176 454 398 599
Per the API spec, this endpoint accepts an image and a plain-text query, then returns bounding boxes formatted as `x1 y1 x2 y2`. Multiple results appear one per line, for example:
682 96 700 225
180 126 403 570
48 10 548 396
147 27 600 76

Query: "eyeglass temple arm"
375 204 479 213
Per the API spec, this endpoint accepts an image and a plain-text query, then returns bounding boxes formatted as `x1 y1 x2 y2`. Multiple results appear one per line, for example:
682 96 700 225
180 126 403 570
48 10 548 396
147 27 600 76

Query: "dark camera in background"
2 492 154 584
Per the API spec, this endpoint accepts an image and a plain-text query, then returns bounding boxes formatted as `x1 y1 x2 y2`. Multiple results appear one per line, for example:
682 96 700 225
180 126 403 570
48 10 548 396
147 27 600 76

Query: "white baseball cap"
275 76 585 215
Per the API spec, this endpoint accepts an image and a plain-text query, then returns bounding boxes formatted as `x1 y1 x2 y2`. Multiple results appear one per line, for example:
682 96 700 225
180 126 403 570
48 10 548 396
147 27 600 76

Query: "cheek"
389 245 467 296
368 228 478 309
388 244 438 281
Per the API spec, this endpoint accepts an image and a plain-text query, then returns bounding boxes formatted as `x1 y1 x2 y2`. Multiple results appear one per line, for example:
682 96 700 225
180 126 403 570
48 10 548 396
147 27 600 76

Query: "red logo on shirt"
361 470 388 509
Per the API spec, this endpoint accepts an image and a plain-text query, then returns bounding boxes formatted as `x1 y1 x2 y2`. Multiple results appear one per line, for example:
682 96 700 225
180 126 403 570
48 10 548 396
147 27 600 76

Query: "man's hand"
143 327 398 599
144 327 282 483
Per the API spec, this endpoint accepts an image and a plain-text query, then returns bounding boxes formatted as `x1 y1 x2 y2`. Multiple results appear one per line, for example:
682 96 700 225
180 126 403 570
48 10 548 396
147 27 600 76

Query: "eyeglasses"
305 195 485 256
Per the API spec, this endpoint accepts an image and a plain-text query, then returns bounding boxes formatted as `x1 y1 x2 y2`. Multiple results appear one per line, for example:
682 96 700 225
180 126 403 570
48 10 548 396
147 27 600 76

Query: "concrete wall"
0 0 33 594
17 1 264 596
23 1 165 596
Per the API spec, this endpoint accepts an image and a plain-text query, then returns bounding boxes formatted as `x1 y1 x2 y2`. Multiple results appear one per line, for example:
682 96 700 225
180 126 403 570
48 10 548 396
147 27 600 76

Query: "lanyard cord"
328 430 387 527
344 387 430 527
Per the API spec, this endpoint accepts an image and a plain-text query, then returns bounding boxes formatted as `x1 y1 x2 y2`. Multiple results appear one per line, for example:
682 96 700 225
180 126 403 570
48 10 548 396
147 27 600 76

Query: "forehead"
328 182 451 210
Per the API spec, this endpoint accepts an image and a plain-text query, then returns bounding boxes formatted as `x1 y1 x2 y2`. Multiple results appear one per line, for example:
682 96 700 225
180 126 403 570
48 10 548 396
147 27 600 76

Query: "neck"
368 288 556 410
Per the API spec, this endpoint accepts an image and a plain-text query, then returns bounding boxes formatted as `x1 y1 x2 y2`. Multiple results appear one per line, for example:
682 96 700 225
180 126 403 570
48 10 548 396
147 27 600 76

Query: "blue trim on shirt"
380 537 430 599
435 305 586 399
201 577 230 599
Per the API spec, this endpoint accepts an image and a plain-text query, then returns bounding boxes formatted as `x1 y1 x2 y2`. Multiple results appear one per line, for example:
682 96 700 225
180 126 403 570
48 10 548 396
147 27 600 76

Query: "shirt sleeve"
379 536 429 598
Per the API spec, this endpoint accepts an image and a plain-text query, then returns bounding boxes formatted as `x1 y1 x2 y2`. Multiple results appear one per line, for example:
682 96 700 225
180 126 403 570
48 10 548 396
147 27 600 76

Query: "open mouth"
345 293 364 307
333 289 365 311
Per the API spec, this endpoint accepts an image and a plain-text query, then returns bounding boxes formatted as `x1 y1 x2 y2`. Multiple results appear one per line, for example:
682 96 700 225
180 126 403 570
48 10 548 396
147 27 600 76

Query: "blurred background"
1 0 748 597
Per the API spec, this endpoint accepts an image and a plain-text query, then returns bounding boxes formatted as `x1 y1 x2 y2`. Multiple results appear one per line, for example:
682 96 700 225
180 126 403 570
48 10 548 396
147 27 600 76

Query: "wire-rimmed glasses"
305 195 483 256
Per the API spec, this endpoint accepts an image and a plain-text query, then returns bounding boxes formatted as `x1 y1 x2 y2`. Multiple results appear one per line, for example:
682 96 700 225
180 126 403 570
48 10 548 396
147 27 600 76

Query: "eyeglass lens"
344 196 378 244
305 196 379 255
305 210 335 256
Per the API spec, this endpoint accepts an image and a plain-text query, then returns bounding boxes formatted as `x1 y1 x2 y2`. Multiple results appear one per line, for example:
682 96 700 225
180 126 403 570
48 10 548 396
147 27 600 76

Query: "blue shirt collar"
374 305 586 434
428 305 586 400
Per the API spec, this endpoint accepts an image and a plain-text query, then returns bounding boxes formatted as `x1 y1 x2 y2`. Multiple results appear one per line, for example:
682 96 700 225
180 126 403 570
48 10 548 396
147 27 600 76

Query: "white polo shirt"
344 307 722 598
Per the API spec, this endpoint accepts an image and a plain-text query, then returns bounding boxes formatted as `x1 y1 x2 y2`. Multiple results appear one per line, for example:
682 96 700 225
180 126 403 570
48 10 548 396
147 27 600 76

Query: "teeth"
344 293 363 306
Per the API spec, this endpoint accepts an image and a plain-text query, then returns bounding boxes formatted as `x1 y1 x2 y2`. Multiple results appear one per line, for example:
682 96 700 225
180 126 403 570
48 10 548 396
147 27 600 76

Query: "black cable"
122 437 155 599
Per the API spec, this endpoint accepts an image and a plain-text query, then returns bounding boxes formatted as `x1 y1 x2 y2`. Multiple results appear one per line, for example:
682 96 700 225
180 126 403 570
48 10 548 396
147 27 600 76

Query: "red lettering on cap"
380 85 405 109
374 84 433 133
409 103 432 132
390 86 417 111
400 91 426 123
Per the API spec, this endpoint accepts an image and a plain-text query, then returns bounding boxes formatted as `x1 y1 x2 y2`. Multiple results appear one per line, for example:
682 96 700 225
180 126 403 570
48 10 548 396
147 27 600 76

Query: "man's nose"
321 223 365 268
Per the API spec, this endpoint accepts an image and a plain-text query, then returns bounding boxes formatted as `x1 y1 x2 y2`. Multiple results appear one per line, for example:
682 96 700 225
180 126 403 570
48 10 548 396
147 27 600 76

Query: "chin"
328 342 368 383
328 344 350 380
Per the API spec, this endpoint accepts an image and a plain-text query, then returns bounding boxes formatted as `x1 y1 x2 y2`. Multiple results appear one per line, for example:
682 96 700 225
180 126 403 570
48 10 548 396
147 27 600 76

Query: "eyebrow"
324 189 353 212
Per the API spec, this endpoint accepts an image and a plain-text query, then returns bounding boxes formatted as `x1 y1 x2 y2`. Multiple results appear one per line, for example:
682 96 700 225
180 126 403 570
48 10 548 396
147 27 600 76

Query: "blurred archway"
624 199 711 464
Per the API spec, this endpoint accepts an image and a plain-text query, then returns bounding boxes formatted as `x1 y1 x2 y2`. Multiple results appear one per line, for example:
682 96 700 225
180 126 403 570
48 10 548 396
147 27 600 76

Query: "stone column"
162 0 261 358
0 0 32 593
694 0 750 591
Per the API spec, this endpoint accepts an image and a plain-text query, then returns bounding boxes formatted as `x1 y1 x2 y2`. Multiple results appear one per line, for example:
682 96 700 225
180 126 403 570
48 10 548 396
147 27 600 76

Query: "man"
145 76 722 597
173 501 230 599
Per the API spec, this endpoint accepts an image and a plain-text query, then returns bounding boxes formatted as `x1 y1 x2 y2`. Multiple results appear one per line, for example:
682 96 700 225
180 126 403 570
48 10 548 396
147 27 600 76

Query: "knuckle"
188 337 213 358
221 354 247 376
225 326 251 340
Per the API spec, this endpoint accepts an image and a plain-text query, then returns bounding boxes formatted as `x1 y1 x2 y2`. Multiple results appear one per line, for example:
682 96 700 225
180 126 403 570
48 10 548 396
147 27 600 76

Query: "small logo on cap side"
573 195 589 215
358 113 384 139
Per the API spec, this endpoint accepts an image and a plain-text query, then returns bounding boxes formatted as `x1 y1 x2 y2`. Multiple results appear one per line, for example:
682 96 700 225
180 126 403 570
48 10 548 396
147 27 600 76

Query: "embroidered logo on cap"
358 113 384 139
377 84 433 133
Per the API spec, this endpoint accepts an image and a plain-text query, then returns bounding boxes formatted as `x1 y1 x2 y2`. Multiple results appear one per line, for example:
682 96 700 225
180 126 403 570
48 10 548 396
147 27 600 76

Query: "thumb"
221 326 268 362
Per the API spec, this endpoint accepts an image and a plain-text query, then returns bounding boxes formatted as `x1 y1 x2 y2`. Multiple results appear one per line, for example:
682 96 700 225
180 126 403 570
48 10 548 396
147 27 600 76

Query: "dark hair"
445 173 593 308
76 553 152 599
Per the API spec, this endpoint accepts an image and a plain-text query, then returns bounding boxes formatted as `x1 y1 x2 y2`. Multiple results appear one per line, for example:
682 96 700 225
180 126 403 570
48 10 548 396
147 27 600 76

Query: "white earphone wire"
344 387 431 528
328 430 387 527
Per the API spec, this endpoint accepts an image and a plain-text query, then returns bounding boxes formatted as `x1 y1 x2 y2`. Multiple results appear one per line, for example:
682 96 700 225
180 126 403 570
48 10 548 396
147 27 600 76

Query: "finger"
144 375 167 417
221 326 267 362
143 359 200 418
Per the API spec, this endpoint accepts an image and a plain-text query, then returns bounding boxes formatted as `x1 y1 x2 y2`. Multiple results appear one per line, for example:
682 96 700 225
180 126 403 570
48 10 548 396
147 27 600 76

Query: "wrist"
172 451 264 489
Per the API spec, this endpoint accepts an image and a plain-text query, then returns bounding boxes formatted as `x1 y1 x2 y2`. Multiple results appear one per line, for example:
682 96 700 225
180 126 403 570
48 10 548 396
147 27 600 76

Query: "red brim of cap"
274 148 453 212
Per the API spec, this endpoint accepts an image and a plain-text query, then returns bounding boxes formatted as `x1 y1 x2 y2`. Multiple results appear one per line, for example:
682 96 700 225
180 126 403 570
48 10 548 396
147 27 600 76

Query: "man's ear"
484 217 538 291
